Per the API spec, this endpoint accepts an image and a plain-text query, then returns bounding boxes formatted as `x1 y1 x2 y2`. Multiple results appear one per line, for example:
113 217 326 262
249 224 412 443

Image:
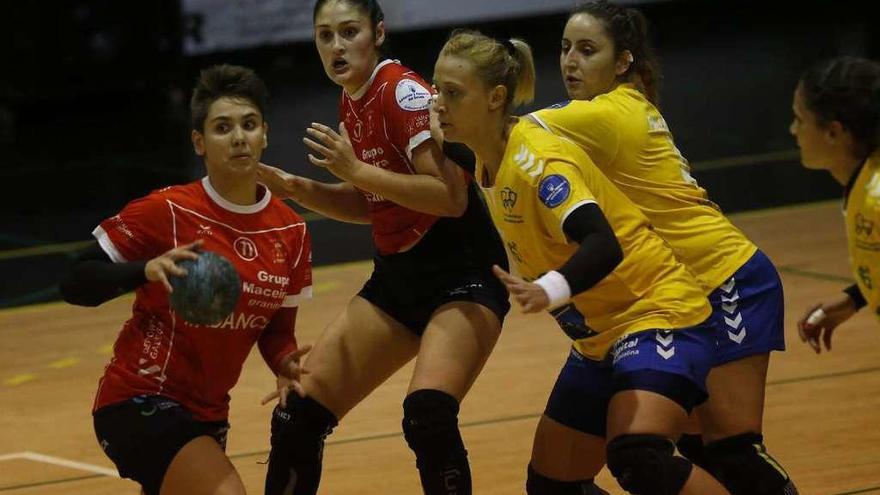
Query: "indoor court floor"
1 200 878 494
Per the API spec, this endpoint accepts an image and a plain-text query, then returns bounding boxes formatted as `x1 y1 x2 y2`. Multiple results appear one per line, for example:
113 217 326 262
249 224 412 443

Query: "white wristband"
534 270 572 307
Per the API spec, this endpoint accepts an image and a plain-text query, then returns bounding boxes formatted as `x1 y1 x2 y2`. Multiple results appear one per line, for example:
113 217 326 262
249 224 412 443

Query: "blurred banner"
182 0 647 55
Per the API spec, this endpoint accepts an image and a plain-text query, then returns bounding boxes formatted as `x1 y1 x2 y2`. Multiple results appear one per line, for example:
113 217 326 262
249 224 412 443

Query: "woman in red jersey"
60 65 312 495
256 1 510 494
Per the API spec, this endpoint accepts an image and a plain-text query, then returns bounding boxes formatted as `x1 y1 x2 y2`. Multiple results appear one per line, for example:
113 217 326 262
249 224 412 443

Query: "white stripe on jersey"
92 225 129 263
406 130 433 161
168 201 305 235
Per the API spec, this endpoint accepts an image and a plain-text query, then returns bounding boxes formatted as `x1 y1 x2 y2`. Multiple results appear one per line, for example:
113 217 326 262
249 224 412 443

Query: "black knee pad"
270 395 338 458
402 389 471 495
526 464 609 495
606 434 692 495
265 395 338 495
402 389 467 464
704 433 796 495
676 433 708 468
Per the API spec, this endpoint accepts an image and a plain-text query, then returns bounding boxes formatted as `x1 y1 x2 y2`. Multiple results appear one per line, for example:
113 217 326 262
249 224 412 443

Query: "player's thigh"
303 295 420 418
531 414 607 481
697 352 769 442
160 436 243 495
407 300 502 399
607 389 689 439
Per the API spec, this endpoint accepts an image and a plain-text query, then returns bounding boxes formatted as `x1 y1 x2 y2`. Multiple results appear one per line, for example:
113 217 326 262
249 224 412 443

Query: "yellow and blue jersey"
477 118 711 360
845 150 880 321
530 84 756 293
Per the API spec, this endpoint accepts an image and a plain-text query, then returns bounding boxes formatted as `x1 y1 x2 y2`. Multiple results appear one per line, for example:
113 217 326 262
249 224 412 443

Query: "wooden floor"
1 200 879 495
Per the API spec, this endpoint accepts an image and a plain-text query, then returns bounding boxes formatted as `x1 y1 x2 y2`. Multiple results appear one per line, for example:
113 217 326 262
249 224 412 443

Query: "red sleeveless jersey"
340 60 438 254
92 177 312 421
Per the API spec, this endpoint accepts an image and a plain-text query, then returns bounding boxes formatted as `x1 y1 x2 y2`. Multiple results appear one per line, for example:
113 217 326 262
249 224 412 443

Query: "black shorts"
359 198 511 335
358 265 510 335
93 395 229 495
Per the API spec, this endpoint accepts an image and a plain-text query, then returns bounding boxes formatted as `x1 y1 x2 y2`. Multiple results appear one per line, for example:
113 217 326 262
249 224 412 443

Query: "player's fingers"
165 260 187 278
801 324 820 351
279 386 290 409
261 389 280 405
291 382 306 398
157 272 173 293
310 122 336 136
303 137 333 157
176 240 203 253
307 154 330 168
291 344 312 359
809 332 821 353
492 264 518 284
258 164 290 182
170 248 200 261
823 328 834 352
305 126 336 145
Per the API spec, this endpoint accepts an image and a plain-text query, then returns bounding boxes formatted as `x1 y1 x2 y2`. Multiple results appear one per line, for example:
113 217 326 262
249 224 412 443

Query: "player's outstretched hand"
257 163 302 200
797 292 858 353
261 345 313 408
492 264 550 313
304 122 362 181
145 240 203 293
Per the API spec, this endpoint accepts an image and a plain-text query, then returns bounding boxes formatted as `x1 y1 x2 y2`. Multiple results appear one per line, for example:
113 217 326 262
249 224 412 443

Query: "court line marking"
692 148 800 172
777 265 852 284
0 474 103 492
727 198 839 221
0 240 94 261
835 487 880 495
0 451 118 477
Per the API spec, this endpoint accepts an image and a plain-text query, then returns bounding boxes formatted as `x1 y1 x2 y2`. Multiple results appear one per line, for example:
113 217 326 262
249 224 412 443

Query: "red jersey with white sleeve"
339 59 438 255
92 177 312 422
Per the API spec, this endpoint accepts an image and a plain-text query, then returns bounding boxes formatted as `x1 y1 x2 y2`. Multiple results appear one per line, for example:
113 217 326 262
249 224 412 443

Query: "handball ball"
169 251 241 325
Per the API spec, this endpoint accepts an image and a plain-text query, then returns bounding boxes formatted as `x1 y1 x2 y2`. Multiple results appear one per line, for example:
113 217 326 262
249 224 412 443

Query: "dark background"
1 0 876 307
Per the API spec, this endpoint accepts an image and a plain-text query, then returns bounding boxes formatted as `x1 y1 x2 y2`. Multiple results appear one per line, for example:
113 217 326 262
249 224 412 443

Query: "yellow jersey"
845 150 880 321
531 84 756 293
477 119 711 360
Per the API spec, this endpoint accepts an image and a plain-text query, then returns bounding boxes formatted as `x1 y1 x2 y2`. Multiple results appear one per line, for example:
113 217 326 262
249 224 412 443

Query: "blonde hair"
440 30 535 112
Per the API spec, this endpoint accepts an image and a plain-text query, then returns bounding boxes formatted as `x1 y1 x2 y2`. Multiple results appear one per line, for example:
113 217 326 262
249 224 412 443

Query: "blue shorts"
544 323 715 437
708 249 786 366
